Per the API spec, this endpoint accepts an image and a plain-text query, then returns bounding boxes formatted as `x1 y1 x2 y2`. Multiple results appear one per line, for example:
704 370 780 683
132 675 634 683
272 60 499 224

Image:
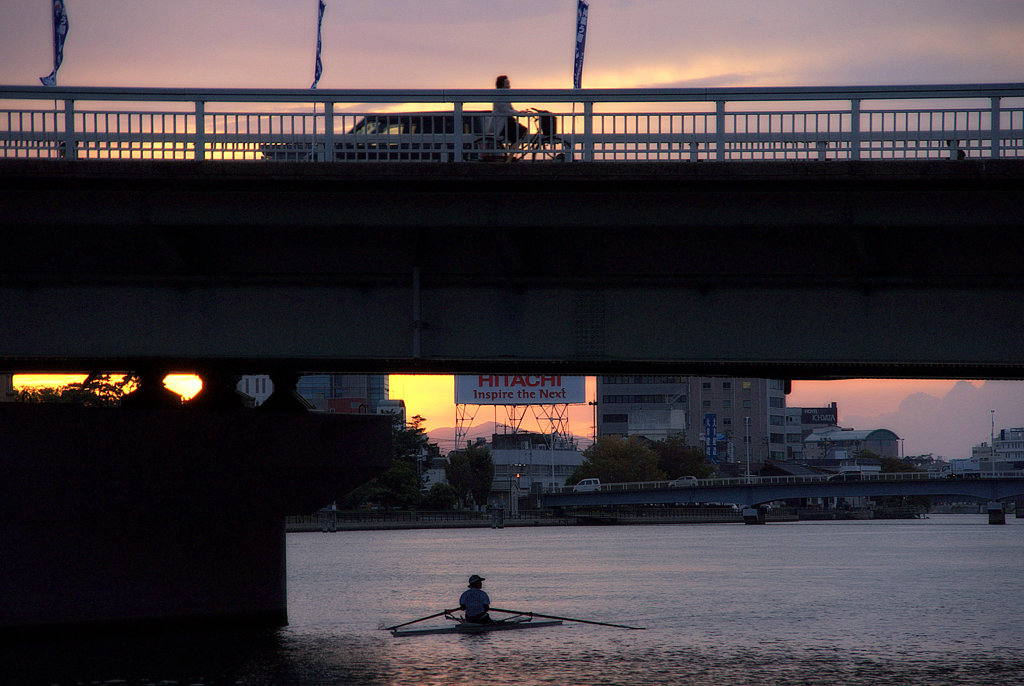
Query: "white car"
671 476 698 487
573 478 601 492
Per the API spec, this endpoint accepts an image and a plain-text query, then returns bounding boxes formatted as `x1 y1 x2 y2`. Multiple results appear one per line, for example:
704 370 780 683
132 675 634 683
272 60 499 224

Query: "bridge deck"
3 158 1023 376
544 474 1024 508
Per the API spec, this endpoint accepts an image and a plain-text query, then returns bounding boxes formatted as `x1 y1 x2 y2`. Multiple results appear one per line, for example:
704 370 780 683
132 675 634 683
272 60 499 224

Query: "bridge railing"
2 83 1022 162
552 470 1024 495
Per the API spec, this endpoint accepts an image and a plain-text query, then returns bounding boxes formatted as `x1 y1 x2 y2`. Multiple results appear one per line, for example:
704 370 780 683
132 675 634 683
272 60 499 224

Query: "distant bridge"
543 472 1024 508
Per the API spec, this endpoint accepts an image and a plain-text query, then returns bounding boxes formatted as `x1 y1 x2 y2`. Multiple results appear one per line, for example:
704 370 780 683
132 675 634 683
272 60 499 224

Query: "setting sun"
13 373 203 400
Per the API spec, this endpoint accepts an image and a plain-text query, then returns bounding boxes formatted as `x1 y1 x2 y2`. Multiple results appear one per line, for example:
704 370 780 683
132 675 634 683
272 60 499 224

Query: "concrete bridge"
3 157 1024 379
543 473 1024 510
2 82 1024 636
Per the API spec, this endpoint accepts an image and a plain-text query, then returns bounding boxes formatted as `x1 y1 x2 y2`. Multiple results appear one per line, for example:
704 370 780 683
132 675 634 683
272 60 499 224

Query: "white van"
573 478 601 492
261 111 491 162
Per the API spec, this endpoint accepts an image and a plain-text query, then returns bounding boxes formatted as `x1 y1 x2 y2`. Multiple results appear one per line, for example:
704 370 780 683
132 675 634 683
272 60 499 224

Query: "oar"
383 609 455 631
490 607 645 630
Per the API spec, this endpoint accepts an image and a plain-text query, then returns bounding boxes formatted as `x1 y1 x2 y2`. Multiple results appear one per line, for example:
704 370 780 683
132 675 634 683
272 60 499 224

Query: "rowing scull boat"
384 607 643 637
391 617 562 637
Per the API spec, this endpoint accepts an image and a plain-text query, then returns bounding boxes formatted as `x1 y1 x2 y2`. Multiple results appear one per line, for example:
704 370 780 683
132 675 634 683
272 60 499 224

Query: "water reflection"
5 518 1024 685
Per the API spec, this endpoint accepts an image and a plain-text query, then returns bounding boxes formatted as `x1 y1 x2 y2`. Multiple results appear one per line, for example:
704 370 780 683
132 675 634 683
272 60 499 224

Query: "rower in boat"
459 574 492 624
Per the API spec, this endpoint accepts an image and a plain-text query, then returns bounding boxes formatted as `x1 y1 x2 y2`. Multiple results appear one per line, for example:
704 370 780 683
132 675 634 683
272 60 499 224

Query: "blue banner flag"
310 0 326 89
704 414 719 463
573 0 589 89
40 0 69 87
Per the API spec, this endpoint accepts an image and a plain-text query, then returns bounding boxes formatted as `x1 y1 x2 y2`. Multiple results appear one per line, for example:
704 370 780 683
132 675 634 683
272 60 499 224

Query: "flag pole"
310 0 326 160
572 1 589 148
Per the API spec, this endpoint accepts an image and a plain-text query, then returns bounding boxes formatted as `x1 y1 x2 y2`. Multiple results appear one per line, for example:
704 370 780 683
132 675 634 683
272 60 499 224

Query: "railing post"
990 96 1001 159
816 140 827 161
715 100 726 161
849 98 861 160
453 101 463 162
324 101 335 162
583 100 593 162
62 98 75 160
194 100 206 161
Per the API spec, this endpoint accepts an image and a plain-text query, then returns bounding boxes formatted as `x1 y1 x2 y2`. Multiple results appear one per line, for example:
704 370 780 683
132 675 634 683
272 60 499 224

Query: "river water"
7 515 1024 685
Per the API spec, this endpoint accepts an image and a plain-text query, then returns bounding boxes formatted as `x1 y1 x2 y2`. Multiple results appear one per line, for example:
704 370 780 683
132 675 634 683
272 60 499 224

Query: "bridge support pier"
987 501 1006 525
0 402 390 636
742 506 767 525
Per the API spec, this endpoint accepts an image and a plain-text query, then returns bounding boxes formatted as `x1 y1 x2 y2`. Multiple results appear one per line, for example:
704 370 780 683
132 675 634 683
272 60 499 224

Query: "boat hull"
392 619 562 637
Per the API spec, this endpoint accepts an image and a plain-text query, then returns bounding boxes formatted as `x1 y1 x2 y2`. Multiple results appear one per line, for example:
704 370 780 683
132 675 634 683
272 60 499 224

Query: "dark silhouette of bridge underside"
3 157 1023 635
3 158 1024 378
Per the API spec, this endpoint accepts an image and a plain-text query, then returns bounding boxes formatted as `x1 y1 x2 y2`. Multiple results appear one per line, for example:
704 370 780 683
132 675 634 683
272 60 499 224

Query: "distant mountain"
426 421 503 453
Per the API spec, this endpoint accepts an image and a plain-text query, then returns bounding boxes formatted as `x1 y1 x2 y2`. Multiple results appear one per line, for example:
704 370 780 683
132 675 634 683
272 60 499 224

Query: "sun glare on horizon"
13 373 203 400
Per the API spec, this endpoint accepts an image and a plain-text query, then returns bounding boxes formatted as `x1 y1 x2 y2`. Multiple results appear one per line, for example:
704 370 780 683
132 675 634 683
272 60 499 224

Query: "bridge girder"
3 159 1023 377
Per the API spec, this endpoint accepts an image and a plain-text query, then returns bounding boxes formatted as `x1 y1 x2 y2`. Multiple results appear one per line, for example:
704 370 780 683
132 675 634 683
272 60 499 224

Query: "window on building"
702 382 711 389
702 400 711 408
723 399 732 408
723 381 731 389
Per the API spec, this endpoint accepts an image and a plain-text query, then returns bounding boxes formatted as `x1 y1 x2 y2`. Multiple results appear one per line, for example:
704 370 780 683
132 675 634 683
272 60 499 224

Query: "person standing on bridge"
492 75 527 146
458 574 492 624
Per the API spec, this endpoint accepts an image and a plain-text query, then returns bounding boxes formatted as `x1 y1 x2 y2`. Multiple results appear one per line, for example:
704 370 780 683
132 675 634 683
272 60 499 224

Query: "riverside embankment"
286 506 795 532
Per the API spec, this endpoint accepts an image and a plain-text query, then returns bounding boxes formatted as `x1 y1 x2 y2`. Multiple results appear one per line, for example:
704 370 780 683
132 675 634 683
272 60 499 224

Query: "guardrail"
2 83 1022 162
552 471 1024 495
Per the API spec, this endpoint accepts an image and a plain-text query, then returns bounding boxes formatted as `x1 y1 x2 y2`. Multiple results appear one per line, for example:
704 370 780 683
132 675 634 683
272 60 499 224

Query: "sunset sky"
2 2 1023 89
5 2 1023 458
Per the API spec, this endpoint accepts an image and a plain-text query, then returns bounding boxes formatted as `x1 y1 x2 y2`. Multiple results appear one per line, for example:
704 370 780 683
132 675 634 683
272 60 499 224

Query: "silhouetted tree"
446 442 494 509
650 434 715 479
421 482 458 510
15 374 133 407
376 459 422 510
569 435 666 484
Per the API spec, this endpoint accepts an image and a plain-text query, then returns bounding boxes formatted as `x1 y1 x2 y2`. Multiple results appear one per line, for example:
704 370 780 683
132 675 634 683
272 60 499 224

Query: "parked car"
573 478 601 492
670 476 698 487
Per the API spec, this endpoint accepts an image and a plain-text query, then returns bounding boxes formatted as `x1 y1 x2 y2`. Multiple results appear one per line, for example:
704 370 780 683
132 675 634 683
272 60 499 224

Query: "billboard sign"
801 407 838 425
704 413 718 462
454 375 586 405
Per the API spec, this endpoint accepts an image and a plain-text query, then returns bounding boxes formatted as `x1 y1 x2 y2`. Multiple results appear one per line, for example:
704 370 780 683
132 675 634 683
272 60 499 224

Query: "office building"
784 402 839 461
596 376 787 468
296 374 390 414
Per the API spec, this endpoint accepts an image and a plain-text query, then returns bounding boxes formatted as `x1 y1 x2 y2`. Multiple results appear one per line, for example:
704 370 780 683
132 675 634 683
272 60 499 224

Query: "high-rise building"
295 374 390 414
595 376 787 467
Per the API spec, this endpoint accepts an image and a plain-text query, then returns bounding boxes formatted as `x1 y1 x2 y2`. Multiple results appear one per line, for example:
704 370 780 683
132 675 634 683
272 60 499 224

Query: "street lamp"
744 416 751 483
990 409 996 475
